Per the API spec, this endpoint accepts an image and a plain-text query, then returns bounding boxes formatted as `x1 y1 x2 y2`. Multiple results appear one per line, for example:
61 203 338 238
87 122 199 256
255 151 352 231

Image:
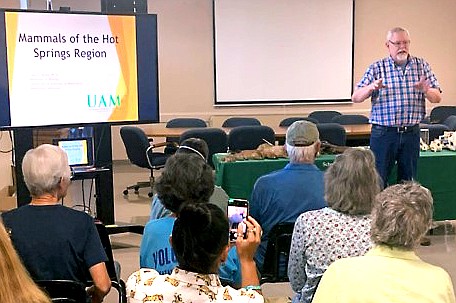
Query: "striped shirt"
356 55 440 126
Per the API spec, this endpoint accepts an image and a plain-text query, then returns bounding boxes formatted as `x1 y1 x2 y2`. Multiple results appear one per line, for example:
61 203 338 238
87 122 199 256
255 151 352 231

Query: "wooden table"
146 124 372 139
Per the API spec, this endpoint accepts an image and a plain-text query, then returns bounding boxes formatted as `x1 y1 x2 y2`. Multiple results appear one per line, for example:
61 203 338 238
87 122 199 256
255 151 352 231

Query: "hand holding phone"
227 198 249 242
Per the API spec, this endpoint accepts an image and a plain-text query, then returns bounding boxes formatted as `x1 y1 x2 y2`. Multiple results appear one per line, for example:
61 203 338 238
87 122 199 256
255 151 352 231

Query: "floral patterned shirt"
126 267 264 303
288 207 372 303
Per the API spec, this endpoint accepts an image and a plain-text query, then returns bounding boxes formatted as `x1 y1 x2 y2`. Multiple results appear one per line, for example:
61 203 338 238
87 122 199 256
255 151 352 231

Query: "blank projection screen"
214 0 354 105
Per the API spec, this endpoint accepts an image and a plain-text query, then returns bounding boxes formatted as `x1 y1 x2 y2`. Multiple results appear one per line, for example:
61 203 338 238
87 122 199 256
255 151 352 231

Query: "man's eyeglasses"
388 40 410 47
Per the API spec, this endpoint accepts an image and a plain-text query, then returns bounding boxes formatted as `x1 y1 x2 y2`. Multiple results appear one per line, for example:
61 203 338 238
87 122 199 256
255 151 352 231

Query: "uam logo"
87 95 121 108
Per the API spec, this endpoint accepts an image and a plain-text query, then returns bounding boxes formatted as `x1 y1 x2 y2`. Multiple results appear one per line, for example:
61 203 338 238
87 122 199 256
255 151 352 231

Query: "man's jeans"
370 124 420 187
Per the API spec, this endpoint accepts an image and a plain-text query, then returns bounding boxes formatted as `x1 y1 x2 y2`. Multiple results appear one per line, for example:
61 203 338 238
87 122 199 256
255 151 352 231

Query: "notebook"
53 137 94 171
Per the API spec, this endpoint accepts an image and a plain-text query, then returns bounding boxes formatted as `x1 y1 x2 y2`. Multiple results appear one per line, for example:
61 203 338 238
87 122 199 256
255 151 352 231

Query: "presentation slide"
58 139 89 166
214 0 354 105
4 11 139 127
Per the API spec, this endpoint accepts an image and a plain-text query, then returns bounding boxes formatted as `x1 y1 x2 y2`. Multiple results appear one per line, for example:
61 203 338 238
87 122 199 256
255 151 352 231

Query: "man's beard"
396 52 408 63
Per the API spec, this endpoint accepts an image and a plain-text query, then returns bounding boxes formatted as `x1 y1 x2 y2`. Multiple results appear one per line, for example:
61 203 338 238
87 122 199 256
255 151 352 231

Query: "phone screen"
227 198 249 242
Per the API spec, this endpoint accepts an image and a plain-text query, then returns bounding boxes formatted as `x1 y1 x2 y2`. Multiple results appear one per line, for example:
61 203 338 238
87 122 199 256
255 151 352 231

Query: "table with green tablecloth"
213 151 456 220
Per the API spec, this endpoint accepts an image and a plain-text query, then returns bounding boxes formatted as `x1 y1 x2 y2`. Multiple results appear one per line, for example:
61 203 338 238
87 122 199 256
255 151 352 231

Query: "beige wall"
1 0 456 185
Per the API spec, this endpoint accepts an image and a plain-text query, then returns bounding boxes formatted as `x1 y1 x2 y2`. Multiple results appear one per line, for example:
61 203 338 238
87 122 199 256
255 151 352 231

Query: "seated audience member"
0 221 51 303
1 144 111 303
312 182 456 303
128 204 264 303
150 137 228 219
288 148 381 303
250 120 326 272
140 153 215 274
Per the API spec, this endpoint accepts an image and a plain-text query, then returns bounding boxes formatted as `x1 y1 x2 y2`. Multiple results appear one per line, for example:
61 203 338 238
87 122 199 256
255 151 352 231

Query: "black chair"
332 115 369 146
279 116 319 127
228 125 275 152
260 222 295 284
331 114 369 125
94 221 128 303
421 124 449 141
222 117 261 127
164 118 207 154
430 106 456 124
308 110 342 123
442 115 456 131
36 280 87 303
317 123 346 146
179 128 228 168
120 126 170 197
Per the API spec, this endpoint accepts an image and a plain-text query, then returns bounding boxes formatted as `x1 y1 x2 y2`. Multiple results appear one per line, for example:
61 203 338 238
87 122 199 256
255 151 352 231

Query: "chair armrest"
151 141 173 148
111 280 127 303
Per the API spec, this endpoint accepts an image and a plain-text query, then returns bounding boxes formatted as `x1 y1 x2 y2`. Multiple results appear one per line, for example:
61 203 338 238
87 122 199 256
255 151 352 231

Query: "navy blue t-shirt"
2 204 107 283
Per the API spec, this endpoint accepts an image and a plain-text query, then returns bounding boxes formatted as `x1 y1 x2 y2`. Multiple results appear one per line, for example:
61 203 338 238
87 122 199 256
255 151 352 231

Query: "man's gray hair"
386 27 410 41
22 144 71 197
325 148 381 215
371 182 433 249
286 141 319 164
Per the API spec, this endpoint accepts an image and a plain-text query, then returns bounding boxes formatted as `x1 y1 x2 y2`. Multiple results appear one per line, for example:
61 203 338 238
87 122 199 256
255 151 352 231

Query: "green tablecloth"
214 151 456 221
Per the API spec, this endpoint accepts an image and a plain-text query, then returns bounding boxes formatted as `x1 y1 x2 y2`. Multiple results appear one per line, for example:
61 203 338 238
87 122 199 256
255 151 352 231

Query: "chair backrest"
421 124 450 141
165 118 207 154
443 115 456 131
120 126 168 170
317 123 347 146
222 117 261 127
331 114 369 125
120 126 151 169
36 280 87 303
260 222 295 284
166 118 207 128
228 125 275 152
430 106 456 124
308 110 342 123
94 221 128 303
279 116 319 127
179 128 228 168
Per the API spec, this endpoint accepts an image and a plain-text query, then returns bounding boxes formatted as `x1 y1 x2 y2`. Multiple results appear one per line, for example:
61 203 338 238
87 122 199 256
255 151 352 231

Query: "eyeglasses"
388 40 410 47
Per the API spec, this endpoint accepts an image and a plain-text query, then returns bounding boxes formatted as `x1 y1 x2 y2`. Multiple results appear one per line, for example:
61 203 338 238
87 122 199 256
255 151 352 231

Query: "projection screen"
213 0 354 105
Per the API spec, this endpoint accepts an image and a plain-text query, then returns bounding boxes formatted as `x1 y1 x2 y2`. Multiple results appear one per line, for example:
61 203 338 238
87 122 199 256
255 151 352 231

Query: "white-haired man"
250 120 326 274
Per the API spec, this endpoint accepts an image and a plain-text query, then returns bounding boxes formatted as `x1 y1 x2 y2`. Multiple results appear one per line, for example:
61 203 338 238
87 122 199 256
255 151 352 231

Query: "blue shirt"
250 163 326 271
140 217 177 275
140 217 242 286
356 55 440 126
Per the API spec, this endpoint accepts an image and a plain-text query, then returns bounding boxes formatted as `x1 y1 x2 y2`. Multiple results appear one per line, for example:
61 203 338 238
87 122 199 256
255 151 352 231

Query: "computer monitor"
53 137 94 168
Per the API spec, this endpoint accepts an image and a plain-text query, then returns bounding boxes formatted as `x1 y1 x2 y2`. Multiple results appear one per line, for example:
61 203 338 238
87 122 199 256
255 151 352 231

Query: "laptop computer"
53 137 95 173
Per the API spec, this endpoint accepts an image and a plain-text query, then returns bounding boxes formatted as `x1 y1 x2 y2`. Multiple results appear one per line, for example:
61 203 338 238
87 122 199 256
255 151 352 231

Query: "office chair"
164 118 207 154
421 124 449 141
120 126 170 197
308 110 342 123
331 114 369 125
222 117 261 127
331 114 369 146
94 221 128 303
260 222 295 284
279 116 319 127
317 123 347 146
36 280 87 303
228 125 275 152
442 115 456 131
179 128 228 168
430 106 456 124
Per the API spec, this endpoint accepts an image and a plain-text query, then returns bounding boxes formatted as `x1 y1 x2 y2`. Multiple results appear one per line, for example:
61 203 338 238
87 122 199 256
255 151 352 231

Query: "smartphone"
227 198 249 242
